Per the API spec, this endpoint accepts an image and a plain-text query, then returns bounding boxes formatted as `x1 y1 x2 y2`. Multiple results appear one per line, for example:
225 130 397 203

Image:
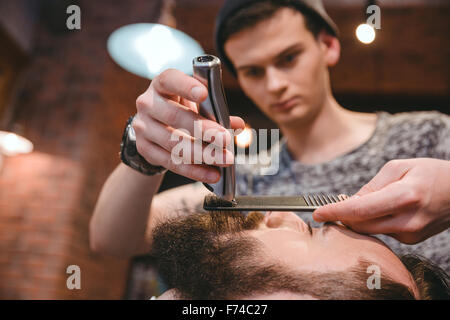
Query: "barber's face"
247 211 418 298
224 7 338 127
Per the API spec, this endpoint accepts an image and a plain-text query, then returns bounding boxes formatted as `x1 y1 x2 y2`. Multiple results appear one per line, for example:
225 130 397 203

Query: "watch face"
128 125 136 141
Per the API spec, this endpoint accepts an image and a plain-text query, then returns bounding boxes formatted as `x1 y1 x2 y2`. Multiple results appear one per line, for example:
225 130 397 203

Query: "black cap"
214 0 339 77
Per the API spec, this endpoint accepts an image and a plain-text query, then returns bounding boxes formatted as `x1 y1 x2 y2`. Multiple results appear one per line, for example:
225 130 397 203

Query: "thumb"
355 160 411 197
313 194 359 222
230 116 245 130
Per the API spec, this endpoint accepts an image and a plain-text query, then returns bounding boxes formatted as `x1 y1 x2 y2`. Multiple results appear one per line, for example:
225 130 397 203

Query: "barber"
90 0 449 268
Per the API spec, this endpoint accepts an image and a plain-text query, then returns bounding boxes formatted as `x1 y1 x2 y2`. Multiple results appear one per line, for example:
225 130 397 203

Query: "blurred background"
0 0 448 299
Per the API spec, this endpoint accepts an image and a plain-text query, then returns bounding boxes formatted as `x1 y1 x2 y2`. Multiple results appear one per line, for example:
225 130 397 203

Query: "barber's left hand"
313 158 450 244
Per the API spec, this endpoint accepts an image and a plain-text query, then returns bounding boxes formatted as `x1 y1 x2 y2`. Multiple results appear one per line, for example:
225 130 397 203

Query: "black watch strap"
120 115 168 176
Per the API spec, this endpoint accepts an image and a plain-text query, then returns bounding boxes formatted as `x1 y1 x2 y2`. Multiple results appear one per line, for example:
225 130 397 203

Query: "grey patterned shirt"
235 111 450 273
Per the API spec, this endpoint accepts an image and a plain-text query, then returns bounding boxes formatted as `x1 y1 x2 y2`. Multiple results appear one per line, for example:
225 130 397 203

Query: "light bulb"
235 126 253 149
0 131 34 156
356 23 376 44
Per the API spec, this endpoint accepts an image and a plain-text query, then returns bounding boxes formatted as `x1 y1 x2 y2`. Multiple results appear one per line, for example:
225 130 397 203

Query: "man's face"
154 210 419 299
224 7 336 127
246 211 419 299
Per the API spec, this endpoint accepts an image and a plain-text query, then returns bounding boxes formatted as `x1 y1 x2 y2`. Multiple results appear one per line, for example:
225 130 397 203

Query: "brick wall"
0 0 162 299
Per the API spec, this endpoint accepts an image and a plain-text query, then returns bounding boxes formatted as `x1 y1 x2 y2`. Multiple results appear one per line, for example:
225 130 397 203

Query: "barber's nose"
265 67 288 93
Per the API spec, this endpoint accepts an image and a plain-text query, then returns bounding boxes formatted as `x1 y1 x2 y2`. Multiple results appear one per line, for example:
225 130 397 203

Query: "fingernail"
313 213 323 222
191 86 203 101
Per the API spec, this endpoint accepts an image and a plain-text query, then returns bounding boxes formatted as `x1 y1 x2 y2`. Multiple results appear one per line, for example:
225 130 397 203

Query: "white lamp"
107 23 204 79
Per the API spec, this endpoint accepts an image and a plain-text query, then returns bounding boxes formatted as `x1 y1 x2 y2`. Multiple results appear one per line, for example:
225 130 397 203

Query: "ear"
318 31 341 67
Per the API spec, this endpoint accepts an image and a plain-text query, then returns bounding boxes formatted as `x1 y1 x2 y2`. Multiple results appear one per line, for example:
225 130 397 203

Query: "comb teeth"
303 194 342 206
204 194 347 212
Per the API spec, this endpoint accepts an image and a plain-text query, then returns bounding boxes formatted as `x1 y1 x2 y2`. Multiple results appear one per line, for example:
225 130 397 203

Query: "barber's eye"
285 54 296 62
281 52 299 66
244 68 264 78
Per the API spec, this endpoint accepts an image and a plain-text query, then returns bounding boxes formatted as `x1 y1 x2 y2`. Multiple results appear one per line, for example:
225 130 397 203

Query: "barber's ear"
318 31 341 67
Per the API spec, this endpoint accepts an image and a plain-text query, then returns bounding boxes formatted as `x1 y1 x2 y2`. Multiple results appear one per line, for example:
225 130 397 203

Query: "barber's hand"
133 69 245 183
313 158 450 244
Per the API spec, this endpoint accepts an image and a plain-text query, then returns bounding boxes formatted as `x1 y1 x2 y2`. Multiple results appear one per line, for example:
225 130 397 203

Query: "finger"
141 94 232 147
386 232 423 245
134 116 234 167
347 211 428 244
341 214 405 235
230 116 245 130
153 69 208 103
136 138 220 183
356 160 412 196
180 96 199 113
313 181 409 222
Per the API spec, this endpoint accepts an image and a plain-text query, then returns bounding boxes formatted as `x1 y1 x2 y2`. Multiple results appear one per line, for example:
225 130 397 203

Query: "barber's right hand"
133 68 245 183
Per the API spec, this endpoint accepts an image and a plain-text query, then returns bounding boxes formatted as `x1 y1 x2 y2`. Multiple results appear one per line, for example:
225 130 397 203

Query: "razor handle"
193 55 235 201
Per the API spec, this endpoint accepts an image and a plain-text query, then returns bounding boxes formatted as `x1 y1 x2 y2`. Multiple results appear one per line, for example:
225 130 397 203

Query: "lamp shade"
107 23 204 79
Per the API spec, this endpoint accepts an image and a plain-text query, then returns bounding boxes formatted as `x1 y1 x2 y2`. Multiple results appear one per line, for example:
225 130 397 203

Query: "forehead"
224 7 315 67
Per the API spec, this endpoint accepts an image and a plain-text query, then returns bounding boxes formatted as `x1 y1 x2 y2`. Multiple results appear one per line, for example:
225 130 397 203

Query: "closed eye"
306 221 313 236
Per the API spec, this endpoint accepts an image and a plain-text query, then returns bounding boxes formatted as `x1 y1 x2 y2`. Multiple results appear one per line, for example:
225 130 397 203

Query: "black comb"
203 194 348 212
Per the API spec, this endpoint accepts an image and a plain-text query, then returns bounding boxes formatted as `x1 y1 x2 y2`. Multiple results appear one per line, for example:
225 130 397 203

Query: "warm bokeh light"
356 23 376 44
235 126 253 149
0 131 34 156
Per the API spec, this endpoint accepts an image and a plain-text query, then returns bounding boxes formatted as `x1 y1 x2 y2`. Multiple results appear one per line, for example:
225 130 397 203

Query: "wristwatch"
120 115 168 176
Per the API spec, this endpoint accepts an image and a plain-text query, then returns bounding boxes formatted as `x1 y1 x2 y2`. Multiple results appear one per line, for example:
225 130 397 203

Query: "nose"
265 211 309 232
265 67 288 93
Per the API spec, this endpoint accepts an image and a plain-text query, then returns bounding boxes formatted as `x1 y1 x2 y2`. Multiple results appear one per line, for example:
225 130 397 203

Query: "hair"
150 211 450 300
221 0 327 41
401 254 450 300
218 0 331 76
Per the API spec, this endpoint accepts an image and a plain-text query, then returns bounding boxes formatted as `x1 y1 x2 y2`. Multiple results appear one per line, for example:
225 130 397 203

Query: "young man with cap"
90 0 450 274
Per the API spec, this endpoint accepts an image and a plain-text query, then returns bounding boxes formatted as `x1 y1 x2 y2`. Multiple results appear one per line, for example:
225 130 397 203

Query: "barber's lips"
271 97 300 111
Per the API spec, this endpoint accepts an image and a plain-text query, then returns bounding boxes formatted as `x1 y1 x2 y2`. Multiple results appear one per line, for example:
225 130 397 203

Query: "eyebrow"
236 43 304 71
322 221 339 236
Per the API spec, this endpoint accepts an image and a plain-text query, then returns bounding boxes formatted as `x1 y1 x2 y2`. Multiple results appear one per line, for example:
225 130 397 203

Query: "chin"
273 106 313 126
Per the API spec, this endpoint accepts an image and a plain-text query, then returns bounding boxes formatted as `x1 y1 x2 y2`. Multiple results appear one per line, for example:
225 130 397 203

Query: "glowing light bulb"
235 126 253 149
0 131 34 156
356 24 376 44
